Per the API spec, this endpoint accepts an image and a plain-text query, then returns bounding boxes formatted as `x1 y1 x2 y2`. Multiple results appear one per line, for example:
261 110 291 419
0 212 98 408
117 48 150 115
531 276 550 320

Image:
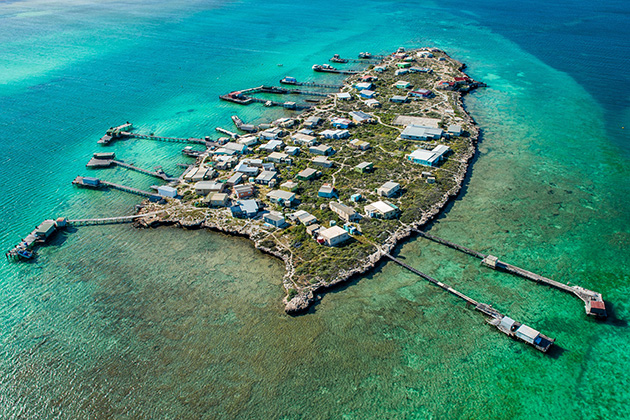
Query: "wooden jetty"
72 176 153 197
98 122 133 144
384 253 555 353
121 132 207 145
6 217 68 261
67 210 166 227
412 229 607 318
329 54 381 65
215 127 239 138
312 64 360 75
86 155 175 181
219 85 332 110
280 77 343 89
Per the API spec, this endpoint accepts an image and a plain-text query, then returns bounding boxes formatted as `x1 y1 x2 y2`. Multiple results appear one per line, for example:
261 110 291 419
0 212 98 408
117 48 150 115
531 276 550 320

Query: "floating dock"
412 229 607 318
384 253 555 353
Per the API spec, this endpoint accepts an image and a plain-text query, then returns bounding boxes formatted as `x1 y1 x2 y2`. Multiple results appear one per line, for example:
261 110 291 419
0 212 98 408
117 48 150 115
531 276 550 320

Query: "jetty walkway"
411 229 607 317
67 210 166 226
86 157 176 181
219 85 333 109
383 253 554 352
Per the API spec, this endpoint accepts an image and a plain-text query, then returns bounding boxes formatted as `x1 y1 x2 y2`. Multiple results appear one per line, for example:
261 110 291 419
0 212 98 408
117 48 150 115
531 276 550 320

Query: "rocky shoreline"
134 50 482 314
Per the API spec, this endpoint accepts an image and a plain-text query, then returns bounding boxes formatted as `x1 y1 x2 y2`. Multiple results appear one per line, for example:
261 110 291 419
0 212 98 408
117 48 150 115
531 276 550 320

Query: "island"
131 47 483 313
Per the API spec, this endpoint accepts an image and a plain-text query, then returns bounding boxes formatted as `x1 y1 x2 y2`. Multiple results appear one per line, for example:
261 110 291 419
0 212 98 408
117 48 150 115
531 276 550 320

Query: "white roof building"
319 226 350 247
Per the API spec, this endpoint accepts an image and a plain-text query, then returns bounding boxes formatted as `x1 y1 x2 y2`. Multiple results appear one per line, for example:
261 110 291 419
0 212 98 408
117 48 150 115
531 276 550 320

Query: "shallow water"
0 0 628 418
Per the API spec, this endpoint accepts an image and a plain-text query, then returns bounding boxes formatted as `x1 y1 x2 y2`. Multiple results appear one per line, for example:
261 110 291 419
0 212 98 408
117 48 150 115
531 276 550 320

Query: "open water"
0 0 628 418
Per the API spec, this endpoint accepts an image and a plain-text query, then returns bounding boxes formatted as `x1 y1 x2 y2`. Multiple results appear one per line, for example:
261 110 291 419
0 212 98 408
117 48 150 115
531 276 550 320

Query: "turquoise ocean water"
1 0 628 418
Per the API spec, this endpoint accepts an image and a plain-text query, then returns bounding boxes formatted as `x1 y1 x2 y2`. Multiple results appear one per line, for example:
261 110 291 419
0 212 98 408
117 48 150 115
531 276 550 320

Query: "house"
395 80 411 89
364 200 399 219
350 193 362 202
312 156 333 168
394 69 409 76
337 92 352 100
400 125 444 141
409 89 433 98
234 161 259 176
233 183 255 199
331 117 352 129
359 89 376 99
207 193 229 207
259 139 284 152
306 223 322 236
329 202 360 222
410 67 432 74
216 142 247 155
243 158 263 167
354 161 373 173
255 170 278 185
448 124 463 136
349 139 370 150
318 183 336 198
355 82 373 91
266 189 296 206
231 199 259 218
195 181 225 195
267 152 289 163
298 128 315 136
291 133 317 147
296 168 319 181
407 145 451 166
390 95 409 104
284 146 300 156
304 116 322 128
259 127 283 140
396 62 411 68
157 185 177 198
263 213 288 228
318 226 350 247
273 117 296 128
348 111 374 124
309 144 335 156
226 172 243 187
377 181 401 198
294 210 317 226
437 80 456 90
280 180 299 192
237 135 259 147
191 167 210 182
373 66 386 73
34 220 56 239
320 129 349 139
365 99 381 108
361 74 378 82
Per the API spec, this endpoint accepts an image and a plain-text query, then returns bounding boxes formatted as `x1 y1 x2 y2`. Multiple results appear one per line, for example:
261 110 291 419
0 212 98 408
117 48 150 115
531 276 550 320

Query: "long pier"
384 253 555 352
87 157 175 181
411 229 607 317
219 85 332 109
280 78 343 89
67 210 166 226
72 176 153 198
121 132 207 145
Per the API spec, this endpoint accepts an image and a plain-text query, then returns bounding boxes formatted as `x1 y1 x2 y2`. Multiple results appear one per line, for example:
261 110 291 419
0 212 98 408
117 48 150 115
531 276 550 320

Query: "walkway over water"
411 229 606 317
67 210 166 226
383 253 554 352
